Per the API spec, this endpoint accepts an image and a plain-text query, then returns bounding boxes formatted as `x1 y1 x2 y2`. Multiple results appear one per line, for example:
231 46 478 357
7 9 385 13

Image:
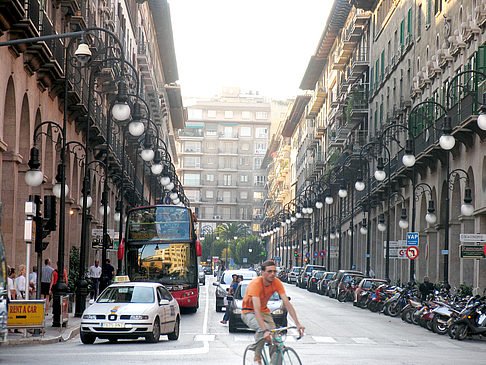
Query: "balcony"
345 86 369 125
0 0 25 34
349 49 369 82
178 129 204 138
218 147 238 155
219 132 238 140
352 0 375 11
308 87 327 117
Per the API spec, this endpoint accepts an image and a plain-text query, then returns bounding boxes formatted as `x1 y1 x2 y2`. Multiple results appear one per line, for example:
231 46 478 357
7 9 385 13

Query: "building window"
255 111 268 120
183 156 201 168
184 173 200 186
240 175 248 182
254 142 267 154
253 208 263 219
253 192 263 201
255 128 268 138
206 190 214 199
223 174 232 186
206 126 217 136
240 191 248 200
254 175 265 186
224 111 233 119
240 127 251 137
206 174 214 181
188 109 203 119
242 111 251 120
417 4 422 36
241 143 250 151
252 224 260 232
184 141 201 153
185 190 200 202
206 141 217 150
207 110 217 118
254 157 263 169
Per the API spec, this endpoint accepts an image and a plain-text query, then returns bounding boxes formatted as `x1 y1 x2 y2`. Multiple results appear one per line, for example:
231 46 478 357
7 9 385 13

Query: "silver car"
81 282 180 344
198 265 206 285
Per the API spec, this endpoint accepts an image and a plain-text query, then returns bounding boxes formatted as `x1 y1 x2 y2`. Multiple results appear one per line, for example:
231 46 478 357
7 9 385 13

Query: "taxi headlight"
233 308 242 314
82 314 97 320
272 309 284 315
217 287 226 297
130 315 149 320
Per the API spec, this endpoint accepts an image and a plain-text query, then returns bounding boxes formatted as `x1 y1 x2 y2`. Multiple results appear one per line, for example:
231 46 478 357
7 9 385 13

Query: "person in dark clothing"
105 259 116 284
419 276 435 300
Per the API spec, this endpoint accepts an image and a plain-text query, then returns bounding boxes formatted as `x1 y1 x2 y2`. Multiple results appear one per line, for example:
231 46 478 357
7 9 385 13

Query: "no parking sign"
313 251 319 258
319 250 326 257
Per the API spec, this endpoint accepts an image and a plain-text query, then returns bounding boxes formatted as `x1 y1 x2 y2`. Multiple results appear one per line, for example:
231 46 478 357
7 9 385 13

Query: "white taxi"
80 282 180 344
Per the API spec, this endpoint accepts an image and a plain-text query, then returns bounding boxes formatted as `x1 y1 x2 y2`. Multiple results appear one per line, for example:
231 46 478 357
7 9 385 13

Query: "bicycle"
242 326 302 365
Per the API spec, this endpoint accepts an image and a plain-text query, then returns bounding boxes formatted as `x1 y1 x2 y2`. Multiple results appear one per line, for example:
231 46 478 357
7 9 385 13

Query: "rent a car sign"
7 300 45 328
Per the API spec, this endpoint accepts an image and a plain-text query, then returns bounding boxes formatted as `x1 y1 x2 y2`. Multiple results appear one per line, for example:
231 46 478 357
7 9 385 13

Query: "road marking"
352 337 376 344
312 336 337 343
203 280 209 334
194 334 215 342
391 340 418 347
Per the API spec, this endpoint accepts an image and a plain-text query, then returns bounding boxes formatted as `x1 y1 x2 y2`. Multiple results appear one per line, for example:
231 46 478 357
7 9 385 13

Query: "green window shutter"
400 20 405 46
374 109 378 131
426 0 431 25
375 60 379 85
381 51 385 79
379 104 383 123
407 9 412 35
370 67 374 93
475 45 486 74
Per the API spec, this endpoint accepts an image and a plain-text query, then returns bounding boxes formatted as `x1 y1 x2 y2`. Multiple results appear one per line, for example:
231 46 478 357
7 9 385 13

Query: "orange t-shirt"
242 276 285 314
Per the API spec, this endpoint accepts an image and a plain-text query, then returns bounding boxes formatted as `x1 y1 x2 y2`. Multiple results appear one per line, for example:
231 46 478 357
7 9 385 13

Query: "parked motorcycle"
448 296 486 340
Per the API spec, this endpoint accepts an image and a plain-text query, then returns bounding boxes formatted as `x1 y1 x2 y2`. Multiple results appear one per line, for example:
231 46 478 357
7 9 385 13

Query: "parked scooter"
448 296 486 340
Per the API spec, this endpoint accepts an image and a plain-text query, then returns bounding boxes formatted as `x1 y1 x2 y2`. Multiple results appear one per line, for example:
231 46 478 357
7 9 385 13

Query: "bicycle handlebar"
271 326 303 340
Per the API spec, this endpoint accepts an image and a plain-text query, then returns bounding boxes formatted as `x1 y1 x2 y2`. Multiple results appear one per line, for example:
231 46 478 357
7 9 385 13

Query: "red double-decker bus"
124 205 201 312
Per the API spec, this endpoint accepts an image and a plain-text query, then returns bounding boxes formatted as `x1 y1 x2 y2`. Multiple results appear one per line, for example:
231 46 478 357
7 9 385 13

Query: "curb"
1 325 80 346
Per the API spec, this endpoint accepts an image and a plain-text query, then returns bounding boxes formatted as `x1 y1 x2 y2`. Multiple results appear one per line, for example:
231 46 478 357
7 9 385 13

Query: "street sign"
319 250 326 257
460 245 486 259
406 232 419 246
384 247 408 259
406 246 419 260
7 300 45 329
441 250 449 255
242 258 247 263
305 252 310 258
313 251 319 258
460 234 486 242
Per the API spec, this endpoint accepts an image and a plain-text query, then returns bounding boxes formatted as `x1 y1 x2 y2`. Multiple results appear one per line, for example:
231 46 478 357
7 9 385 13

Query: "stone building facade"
0 0 185 272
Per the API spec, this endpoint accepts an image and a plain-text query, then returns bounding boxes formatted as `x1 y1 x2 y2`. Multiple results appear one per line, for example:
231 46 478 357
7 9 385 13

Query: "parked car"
213 269 258 312
227 281 288 333
327 270 363 298
80 282 180 344
203 266 212 275
353 278 387 306
198 265 206 285
317 272 336 295
307 270 326 292
287 266 302 284
297 265 326 288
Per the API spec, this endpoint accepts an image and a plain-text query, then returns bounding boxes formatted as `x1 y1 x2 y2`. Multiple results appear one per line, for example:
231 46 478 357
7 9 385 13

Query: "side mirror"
159 299 170 306
89 299 94 305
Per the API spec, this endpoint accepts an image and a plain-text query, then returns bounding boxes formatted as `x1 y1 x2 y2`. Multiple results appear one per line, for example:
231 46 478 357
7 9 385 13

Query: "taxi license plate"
101 322 125 328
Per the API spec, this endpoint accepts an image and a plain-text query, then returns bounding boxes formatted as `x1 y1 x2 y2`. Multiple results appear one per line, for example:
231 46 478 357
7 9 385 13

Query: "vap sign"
406 232 419 246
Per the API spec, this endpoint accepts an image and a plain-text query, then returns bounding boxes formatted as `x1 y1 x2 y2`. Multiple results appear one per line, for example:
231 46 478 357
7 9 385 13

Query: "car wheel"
167 316 180 340
145 318 161 343
80 332 96 344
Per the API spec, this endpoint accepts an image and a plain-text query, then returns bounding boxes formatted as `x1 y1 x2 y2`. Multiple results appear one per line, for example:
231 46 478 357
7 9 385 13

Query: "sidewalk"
1 306 81 346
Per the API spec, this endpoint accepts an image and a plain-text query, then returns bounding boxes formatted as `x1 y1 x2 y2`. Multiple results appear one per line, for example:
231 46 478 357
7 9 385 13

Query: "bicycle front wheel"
243 344 269 365
281 347 302 365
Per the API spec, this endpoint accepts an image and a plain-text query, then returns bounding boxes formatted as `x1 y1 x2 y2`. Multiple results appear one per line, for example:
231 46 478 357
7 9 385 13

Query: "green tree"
233 235 265 265
215 222 250 241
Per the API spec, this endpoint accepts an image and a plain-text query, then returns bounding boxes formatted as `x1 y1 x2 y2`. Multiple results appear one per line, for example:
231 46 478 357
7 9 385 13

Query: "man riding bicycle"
242 260 305 365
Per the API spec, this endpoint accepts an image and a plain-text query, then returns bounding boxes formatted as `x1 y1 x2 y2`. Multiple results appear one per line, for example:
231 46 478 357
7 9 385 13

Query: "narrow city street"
2 275 485 364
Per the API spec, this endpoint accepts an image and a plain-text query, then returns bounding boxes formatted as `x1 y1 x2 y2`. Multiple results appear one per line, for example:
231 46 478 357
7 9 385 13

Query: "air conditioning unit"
217 197 223 201
213 215 222 219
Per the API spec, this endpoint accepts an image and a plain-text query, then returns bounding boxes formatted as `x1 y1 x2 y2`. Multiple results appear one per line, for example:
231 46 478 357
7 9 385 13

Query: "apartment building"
178 87 271 233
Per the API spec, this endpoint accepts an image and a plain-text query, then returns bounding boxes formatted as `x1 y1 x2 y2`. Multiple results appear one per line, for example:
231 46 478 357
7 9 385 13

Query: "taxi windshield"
97 286 155 304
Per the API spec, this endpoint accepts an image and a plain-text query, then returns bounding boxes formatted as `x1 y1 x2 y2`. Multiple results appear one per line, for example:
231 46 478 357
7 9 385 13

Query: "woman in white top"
7 267 16 300
15 265 26 299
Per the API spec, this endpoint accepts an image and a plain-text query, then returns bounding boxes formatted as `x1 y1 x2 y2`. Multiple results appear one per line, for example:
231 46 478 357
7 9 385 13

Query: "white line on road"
312 336 337 343
352 337 377 344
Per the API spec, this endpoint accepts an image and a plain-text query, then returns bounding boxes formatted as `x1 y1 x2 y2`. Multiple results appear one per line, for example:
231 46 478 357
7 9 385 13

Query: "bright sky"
169 0 333 100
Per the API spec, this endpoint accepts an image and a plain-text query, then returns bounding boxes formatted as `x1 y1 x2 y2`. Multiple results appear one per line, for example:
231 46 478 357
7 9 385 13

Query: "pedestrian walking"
89 260 102 298
7 267 16 300
29 266 37 298
221 275 242 324
104 259 115 285
419 276 435 301
50 262 68 293
15 265 27 299
41 259 55 315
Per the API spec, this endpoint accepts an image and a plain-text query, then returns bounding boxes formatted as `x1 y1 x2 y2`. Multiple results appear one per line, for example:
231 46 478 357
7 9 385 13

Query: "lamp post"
411 183 437 281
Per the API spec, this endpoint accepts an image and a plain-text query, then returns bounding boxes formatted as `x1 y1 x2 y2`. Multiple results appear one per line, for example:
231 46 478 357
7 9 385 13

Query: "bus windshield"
126 242 197 286
127 206 191 242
